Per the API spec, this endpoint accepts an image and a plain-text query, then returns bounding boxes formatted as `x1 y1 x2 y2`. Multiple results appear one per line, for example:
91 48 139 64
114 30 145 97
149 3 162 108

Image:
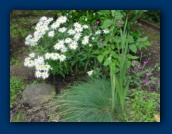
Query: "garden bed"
10 10 160 122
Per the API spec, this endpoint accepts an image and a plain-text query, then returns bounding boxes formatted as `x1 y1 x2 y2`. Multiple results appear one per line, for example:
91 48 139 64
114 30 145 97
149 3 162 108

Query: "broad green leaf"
129 44 137 53
127 54 139 59
127 35 134 43
101 19 112 29
111 10 116 17
143 36 148 41
92 50 100 54
144 41 151 46
103 50 109 56
97 55 104 63
103 58 111 66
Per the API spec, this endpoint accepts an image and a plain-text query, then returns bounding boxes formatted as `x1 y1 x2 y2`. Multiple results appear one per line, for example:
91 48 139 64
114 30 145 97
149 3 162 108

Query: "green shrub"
55 79 114 122
23 10 151 79
125 89 160 122
10 77 25 108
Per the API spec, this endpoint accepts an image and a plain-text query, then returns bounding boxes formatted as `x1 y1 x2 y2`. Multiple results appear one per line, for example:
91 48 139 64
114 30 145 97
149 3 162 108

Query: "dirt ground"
10 22 160 122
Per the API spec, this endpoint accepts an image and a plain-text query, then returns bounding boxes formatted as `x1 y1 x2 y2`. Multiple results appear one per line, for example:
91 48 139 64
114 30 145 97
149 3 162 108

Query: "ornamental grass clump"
55 79 114 122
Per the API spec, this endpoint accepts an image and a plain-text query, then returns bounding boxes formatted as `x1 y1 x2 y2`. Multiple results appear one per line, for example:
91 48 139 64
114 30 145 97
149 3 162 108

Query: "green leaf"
144 41 151 46
104 58 111 66
127 54 139 59
92 50 100 55
129 44 137 53
127 35 134 43
143 37 148 41
101 19 112 29
97 55 104 63
111 10 116 17
103 50 109 56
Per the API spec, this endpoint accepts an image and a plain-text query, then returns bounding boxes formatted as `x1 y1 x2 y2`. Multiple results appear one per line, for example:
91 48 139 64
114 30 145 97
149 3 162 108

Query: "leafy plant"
126 60 160 91
10 77 25 108
125 89 160 122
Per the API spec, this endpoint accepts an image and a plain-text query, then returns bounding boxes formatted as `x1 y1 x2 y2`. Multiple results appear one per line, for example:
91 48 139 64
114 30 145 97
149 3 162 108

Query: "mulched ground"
10 20 160 122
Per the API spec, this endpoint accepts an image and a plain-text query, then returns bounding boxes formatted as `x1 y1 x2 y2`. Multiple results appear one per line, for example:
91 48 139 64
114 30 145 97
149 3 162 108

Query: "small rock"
21 83 55 106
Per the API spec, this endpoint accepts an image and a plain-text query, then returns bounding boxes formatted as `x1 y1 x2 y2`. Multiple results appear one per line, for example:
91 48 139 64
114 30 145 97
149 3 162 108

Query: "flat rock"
21 83 55 106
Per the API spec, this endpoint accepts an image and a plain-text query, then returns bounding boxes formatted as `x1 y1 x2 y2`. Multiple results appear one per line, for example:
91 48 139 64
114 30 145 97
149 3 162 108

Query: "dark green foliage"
141 10 160 25
55 79 114 122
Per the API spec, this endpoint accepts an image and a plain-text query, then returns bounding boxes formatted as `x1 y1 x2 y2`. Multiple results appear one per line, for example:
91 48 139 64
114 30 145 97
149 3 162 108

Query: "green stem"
110 64 115 114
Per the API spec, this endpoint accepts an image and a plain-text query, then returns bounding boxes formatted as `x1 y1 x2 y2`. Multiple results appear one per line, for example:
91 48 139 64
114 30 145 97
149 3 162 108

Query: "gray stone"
21 83 55 106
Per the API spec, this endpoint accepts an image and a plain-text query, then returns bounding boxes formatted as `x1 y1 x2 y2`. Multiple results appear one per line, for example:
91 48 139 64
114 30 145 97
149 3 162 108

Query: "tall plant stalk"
110 16 130 118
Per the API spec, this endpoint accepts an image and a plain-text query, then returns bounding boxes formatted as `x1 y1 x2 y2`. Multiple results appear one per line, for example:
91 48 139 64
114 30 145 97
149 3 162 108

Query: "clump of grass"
54 79 114 122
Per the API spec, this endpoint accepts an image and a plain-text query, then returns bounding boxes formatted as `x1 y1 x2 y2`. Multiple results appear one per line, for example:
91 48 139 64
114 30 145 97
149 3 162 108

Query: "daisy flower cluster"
24 53 52 79
24 15 110 79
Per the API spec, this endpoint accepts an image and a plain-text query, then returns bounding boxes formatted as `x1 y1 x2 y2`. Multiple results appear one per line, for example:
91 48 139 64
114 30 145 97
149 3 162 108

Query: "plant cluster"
125 89 160 122
127 60 160 91
21 10 158 122
24 10 151 79
23 14 112 78
10 77 25 108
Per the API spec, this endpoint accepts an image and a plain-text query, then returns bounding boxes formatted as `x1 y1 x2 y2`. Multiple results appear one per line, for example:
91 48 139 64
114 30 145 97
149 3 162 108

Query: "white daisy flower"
67 29 76 35
54 40 64 50
27 60 35 67
45 53 51 60
37 56 44 64
51 53 59 60
58 27 67 33
83 24 89 29
37 65 44 71
42 25 49 31
74 22 82 28
91 37 95 40
29 53 35 58
59 54 66 62
74 33 81 41
43 64 51 72
24 60 29 67
51 22 60 30
26 34 32 40
74 26 83 33
58 16 67 24
35 71 42 78
103 29 110 34
82 39 89 45
83 36 89 40
42 72 49 79
65 38 72 44
47 17 53 23
48 31 55 37
87 70 93 76
61 46 68 53
69 41 78 50
24 57 31 62
39 16 47 22
34 31 39 37
89 44 92 47
95 30 101 35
